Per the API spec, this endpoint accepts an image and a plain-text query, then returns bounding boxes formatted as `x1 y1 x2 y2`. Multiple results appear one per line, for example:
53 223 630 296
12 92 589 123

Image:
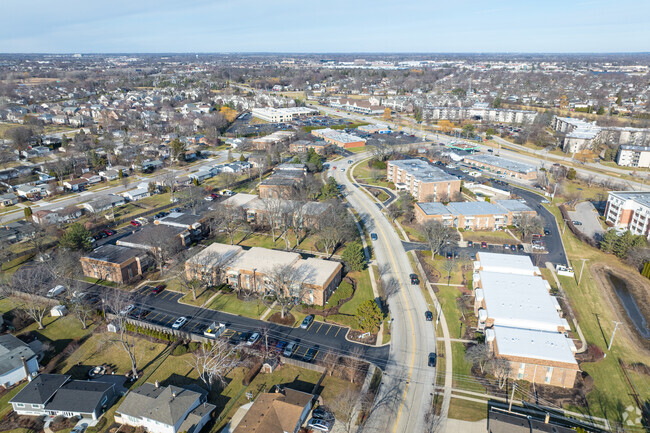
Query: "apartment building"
473 252 579 388
258 164 306 199
605 191 650 238
289 139 329 154
463 154 537 180
80 244 145 284
251 107 318 123
386 159 461 202
414 199 536 227
616 145 650 168
186 244 342 306
552 116 650 154
425 105 537 124
329 97 383 115
311 128 366 149
251 131 296 150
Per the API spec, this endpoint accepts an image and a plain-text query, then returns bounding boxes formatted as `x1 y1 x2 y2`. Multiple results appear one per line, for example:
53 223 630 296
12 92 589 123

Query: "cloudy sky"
1 0 648 53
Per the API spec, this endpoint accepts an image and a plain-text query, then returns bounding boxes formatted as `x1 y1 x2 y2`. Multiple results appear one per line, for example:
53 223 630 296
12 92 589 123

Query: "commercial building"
80 244 145 284
329 97 383 115
414 199 536 227
605 191 650 238
463 154 537 180
251 131 296 150
251 107 318 123
357 124 391 134
616 145 650 168
473 252 579 388
311 128 366 149
186 244 342 306
117 224 190 251
386 159 461 202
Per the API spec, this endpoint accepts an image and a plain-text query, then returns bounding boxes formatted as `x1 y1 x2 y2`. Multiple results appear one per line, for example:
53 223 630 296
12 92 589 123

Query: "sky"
0 0 649 53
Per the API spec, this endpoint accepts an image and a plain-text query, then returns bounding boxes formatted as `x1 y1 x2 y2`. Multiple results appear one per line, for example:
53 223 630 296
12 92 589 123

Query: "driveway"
568 201 605 242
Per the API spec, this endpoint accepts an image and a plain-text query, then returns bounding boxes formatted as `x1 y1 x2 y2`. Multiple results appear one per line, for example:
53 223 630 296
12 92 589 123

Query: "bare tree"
465 344 491 374
316 202 356 257
322 351 340 376
187 340 240 390
186 248 228 294
212 203 245 245
515 214 543 241
264 264 308 318
331 388 372 433
66 295 95 330
489 357 511 390
343 346 366 384
180 185 206 216
10 265 53 329
443 258 455 286
145 235 182 276
262 197 286 242
421 220 454 258
103 289 139 378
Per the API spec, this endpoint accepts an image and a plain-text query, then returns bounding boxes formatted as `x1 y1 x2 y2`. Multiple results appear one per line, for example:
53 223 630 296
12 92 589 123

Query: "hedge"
242 361 262 386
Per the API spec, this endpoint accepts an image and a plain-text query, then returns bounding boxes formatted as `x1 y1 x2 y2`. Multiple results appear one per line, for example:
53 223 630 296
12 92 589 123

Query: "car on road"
543 228 551 235
370 233 378 241
541 199 550 204
172 317 187 329
303 346 319 363
246 332 260 346
446 251 453 259
152 284 165 294
348 160 353 164
428 352 437 367
503 244 510 250
103 229 116 236
307 418 333 432
410 274 420 285
130 220 141 227
312 407 334 421
510 244 516 252
93 234 103 241
572 220 583 226
283 341 298 357
300 315 314 329
481 241 488 249
425 311 433 321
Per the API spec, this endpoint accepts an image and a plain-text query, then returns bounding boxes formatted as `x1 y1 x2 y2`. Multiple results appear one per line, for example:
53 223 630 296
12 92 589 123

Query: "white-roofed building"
474 251 541 276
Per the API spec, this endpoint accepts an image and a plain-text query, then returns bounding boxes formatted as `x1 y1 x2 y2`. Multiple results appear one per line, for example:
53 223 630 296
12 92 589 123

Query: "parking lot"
293 115 347 128
365 131 423 147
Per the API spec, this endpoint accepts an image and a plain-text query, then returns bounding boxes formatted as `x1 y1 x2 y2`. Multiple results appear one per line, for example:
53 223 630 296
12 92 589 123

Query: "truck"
204 322 227 339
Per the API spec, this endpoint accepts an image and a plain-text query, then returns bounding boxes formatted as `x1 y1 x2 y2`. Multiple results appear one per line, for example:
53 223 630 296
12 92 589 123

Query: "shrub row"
124 323 177 342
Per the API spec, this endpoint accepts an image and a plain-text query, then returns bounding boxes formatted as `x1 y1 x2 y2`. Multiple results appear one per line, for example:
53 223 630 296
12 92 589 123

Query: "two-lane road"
333 157 438 433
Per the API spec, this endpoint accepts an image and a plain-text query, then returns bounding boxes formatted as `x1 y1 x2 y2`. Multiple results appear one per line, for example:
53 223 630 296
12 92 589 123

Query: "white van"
47 285 66 298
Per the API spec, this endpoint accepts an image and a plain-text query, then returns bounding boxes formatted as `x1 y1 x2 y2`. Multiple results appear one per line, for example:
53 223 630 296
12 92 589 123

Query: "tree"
59 223 92 251
465 344 491 374
342 241 365 271
559 95 568 109
355 300 382 332
187 340 240 391
146 235 181 276
566 168 577 180
331 388 372 433
66 295 95 330
316 202 356 257
462 124 475 137
493 96 502 108
599 229 618 253
382 107 392 120
180 185 205 216
118 169 124 179
489 357 511 389
147 182 157 195
443 258 456 286
596 107 606 115
438 120 455 134
265 264 307 318
24 206 32 220
320 176 339 199
103 290 139 378
170 138 187 162
5 126 34 150
421 220 454 258
8 265 52 329
212 203 245 245
515 214 543 241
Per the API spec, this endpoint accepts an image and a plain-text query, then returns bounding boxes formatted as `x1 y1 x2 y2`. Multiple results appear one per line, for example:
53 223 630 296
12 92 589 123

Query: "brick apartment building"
258 164 306 199
605 191 650 239
80 244 145 283
386 159 461 202
414 199 536 228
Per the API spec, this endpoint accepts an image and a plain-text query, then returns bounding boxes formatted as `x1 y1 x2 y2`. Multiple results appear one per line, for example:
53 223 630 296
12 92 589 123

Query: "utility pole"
578 258 588 285
608 321 622 351
508 383 517 412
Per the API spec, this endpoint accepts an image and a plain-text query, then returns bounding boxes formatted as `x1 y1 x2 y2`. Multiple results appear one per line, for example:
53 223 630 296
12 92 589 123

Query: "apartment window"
517 363 525 380
545 366 553 384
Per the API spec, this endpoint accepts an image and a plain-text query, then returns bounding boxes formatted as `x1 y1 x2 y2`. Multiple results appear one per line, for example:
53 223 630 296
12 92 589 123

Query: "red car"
481 242 488 249
103 229 117 236
152 285 165 294
130 220 141 227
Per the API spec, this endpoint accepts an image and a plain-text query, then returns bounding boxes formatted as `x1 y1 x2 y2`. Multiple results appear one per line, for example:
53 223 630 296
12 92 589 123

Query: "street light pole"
608 321 622 351
578 258 588 285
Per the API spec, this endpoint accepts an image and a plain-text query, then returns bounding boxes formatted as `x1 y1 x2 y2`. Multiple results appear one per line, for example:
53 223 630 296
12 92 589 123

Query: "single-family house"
0 192 18 207
82 194 126 213
230 387 314 433
0 334 39 387
81 172 102 184
121 188 150 201
63 178 89 191
15 184 46 199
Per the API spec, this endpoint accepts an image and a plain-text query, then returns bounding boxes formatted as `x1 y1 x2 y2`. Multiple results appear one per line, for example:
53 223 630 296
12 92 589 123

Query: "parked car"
481 241 488 249
307 418 333 432
348 160 353 164
238 331 252 343
510 244 516 252
47 285 66 298
410 274 420 285
275 341 288 353
131 307 151 319
93 234 103 241
425 311 433 321
246 332 260 346
572 220 583 226
446 251 453 259
152 284 165 294
312 407 334 421
283 341 298 357
517 244 524 251
103 229 116 236
300 315 314 329
130 220 141 227
204 196 214 201
503 244 510 250
303 346 319 363
428 352 437 367
467 241 473 247
120 304 135 316
172 317 187 329
370 233 378 241
543 228 550 235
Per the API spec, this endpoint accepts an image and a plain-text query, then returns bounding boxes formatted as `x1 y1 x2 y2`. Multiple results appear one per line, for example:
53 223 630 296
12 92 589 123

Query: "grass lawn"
451 342 486 393
461 230 519 244
57 332 168 379
208 292 267 319
327 269 375 329
0 204 19 214
0 382 29 418
448 397 487 421
179 287 218 306
19 315 97 355
560 180 608 202
138 192 174 208
0 297 18 315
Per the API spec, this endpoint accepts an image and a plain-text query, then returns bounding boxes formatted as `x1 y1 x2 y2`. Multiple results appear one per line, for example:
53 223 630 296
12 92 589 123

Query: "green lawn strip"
19 315 97 355
1 254 34 278
81 277 118 287
451 342 486 393
0 297 17 315
398 218 427 242
461 230 519 244
179 287 218 307
448 397 488 421
338 270 374 315
208 293 267 319
381 314 392 344
0 382 29 417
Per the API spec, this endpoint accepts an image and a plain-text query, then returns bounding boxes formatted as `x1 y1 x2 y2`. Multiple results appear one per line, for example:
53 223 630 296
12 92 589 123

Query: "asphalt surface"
568 201 605 242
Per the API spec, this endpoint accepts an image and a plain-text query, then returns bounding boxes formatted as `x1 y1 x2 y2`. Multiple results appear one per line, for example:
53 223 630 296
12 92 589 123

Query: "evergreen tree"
342 241 365 271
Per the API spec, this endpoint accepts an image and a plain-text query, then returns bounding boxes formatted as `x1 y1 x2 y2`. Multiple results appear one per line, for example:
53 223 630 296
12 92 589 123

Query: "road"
0 151 231 225
333 157 438 433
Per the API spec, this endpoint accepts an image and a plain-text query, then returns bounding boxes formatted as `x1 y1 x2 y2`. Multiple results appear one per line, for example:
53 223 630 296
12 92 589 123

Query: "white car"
307 418 333 432
283 341 298 357
172 316 187 329
46 285 66 298
120 304 135 316
246 332 260 346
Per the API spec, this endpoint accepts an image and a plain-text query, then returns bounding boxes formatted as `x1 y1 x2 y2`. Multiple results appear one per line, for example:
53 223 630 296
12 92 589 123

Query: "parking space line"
315 323 323 333
324 325 332 336
334 327 341 338
148 313 160 321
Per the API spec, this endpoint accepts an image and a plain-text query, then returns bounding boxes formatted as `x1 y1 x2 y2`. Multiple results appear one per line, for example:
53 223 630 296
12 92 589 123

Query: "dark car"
275 341 288 353
428 352 437 367
238 331 252 343
152 284 165 294
510 244 516 252
543 228 551 235
481 241 488 249
446 251 453 259
467 241 473 247
517 244 524 251
410 274 420 285
303 346 319 363
312 407 334 421
131 307 151 319
572 220 582 226
93 234 102 241
425 311 433 321
370 233 378 241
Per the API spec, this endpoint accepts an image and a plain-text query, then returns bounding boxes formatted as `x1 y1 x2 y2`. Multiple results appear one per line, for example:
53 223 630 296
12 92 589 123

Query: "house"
99 169 120 181
15 184 46 199
289 140 329 155
121 188 150 201
10 374 116 420
115 382 215 433
0 192 18 207
80 244 145 284
81 172 103 184
82 194 126 213
0 221 37 244
186 244 342 306
230 387 314 433
63 178 89 191
188 170 212 182
31 206 82 225
141 160 163 171
0 334 39 387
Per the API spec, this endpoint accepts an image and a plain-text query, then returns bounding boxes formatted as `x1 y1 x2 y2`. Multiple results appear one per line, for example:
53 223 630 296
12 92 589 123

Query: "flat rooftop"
389 159 459 183
609 191 650 208
84 244 139 264
229 247 300 274
494 199 535 213
465 154 536 174
490 325 577 365
415 202 451 216
447 201 505 216
475 252 539 276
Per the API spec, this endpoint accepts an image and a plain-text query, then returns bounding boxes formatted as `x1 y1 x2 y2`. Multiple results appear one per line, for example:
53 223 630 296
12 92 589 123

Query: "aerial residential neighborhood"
0 3 649 433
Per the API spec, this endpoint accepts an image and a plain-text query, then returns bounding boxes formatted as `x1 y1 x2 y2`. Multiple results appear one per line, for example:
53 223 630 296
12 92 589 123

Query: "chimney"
21 357 31 382
155 380 159 388
544 413 550 424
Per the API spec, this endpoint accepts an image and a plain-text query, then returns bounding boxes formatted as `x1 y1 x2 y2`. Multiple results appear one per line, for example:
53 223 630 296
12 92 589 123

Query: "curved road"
333 156 438 433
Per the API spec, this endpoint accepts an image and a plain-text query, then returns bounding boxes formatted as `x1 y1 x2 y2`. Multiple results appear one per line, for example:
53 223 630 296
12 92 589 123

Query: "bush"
242 361 262 386
172 344 188 356
188 342 200 352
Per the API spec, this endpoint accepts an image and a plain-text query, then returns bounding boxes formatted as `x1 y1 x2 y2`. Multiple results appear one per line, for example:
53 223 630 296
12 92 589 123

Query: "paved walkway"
445 418 487 433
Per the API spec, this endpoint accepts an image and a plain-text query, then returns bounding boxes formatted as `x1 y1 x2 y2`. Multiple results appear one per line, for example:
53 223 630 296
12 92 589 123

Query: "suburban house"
63 178 89 191
81 194 126 213
81 172 103 184
289 140 329 155
186 244 342 306
15 184 46 199
115 382 215 433
31 206 83 225
387 159 461 202
99 169 120 181
0 334 40 387
80 244 145 284
230 387 314 433
229 194 331 228
0 221 37 244
0 192 18 207
10 374 116 420
121 187 150 202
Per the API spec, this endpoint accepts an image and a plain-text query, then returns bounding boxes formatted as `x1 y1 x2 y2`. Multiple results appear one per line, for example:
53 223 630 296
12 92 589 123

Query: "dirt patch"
268 312 295 326
591 263 650 353
0 411 45 432
347 330 377 345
